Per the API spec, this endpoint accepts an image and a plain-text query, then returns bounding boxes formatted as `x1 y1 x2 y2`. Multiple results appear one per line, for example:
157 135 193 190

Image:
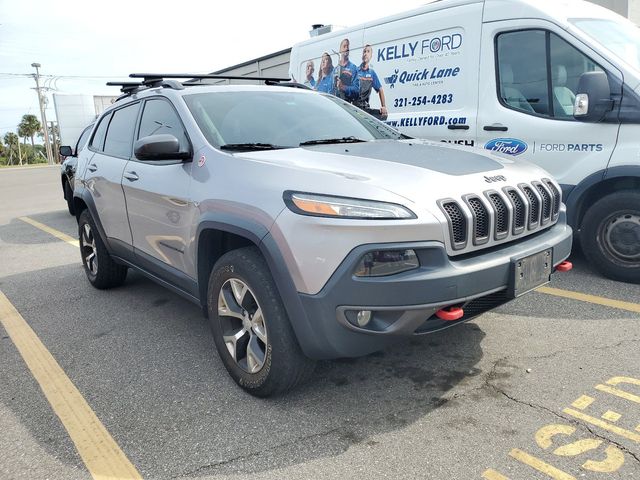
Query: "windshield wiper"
220 143 287 151
299 136 367 146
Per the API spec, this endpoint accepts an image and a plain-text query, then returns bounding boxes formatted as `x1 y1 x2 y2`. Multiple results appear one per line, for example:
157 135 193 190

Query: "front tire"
580 191 640 283
78 210 127 289
207 247 315 397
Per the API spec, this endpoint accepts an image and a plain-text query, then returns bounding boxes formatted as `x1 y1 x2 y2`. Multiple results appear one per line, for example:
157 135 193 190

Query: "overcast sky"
0 0 428 140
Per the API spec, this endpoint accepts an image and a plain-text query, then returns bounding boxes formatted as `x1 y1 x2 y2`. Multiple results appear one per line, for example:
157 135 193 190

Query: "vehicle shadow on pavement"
1 263 488 478
0 211 78 246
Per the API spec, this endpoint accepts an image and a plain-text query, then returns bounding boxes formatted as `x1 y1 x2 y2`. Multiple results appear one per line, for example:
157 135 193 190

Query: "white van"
290 0 640 283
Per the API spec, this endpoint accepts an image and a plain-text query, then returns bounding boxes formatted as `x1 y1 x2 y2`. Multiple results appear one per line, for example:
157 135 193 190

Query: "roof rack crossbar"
106 81 144 94
129 73 291 82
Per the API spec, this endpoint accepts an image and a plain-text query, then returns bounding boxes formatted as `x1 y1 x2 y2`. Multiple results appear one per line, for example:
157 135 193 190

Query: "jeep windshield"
183 90 404 150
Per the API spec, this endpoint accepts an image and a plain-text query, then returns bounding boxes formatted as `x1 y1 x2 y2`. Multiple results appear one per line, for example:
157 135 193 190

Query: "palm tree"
18 114 41 148
3 132 19 165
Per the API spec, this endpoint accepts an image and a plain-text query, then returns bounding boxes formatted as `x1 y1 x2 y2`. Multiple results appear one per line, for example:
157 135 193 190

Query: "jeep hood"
233 139 552 205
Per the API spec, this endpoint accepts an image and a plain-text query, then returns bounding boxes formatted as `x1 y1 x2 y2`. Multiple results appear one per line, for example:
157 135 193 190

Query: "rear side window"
90 113 110 152
138 99 189 151
103 103 140 158
496 29 604 120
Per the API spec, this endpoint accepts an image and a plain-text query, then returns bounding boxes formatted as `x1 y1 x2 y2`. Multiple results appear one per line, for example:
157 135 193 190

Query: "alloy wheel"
217 278 268 374
80 223 98 275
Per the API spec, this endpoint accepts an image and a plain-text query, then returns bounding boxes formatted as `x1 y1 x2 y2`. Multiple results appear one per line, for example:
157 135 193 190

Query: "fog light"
357 310 372 327
354 249 419 277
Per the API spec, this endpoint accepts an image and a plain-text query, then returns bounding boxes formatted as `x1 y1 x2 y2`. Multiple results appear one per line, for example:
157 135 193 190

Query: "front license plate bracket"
508 248 552 298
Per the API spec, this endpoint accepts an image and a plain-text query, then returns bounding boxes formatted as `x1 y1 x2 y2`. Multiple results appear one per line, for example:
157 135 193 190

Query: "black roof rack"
106 81 143 94
129 73 291 83
107 73 303 101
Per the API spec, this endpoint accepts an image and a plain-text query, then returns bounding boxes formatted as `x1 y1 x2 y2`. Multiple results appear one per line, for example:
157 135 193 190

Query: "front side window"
75 124 93 155
103 103 140 158
90 113 110 152
496 30 603 120
183 91 403 149
138 99 189 151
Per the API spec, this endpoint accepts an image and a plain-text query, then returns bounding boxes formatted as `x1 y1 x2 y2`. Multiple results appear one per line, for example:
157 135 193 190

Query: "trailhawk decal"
484 138 528 156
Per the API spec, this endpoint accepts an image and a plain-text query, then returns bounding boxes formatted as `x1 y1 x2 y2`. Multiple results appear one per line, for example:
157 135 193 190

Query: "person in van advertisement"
316 52 334 93
355 43 388 120
303 60 316 89
333 38 359 102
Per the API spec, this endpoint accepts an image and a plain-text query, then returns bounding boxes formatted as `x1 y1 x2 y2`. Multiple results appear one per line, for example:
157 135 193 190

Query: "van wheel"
64 181 75 215
207 246 315 397
580 191 640 283
78 210 128 289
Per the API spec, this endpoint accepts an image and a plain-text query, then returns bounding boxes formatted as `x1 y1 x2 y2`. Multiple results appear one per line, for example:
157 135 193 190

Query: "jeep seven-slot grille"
439 180 559 252
507 189 526 232
544 179 561 220
488 193 508 237
534 183 553 224
467 197 489 243
522 186 540 227
441 201 467 246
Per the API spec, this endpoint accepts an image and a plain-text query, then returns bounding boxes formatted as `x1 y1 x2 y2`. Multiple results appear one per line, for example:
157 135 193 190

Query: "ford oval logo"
484 138 528 156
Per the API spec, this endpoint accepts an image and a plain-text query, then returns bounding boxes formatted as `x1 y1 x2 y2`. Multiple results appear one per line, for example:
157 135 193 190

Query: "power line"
0 72 128 79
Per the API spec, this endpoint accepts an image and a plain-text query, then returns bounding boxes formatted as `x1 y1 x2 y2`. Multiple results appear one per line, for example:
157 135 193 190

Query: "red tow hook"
435 306 464 321
556 261 573 272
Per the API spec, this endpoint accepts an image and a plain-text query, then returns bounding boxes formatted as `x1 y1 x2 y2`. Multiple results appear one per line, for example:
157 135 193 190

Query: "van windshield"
571 18 640 72
183 90 404 150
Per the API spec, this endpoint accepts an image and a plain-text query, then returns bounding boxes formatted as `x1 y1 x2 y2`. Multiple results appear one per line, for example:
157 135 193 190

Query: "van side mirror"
573 71 613 122
134 134 192 161
59 145 73 157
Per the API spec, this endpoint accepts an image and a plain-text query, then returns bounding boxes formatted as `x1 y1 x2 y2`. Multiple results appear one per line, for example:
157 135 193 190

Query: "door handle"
123 171 139 181
87 163 98 172
483 124 508 132
447 125 470 130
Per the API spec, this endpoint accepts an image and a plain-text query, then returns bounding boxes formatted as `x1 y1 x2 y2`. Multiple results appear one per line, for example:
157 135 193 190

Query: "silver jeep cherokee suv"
72 75 572 396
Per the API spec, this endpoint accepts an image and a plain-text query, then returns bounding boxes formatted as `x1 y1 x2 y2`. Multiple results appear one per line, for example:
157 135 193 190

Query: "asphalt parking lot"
1 166 639 480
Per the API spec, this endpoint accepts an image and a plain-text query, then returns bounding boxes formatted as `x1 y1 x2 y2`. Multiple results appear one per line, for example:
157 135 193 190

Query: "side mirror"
59 145 73 157
573 71 613 122
134 134 191 161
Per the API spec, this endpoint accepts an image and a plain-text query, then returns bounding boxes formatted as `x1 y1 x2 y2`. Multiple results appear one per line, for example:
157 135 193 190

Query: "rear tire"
78 210 127 289
580 191 640 284
64 181 75 216
207 246 315 397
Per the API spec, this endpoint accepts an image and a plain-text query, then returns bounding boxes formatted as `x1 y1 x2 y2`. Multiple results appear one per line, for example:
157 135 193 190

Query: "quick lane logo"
384 69 399 89
377 33 463 62
383 66 460 88
484 138 528 156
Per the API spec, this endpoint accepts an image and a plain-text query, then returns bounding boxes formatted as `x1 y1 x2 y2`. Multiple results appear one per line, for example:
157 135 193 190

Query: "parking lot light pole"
31 62 54 165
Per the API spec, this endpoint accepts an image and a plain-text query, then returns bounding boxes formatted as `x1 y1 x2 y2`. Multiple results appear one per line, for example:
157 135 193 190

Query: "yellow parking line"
0 291 142 480
509 449 575 480
18 216 79 247
537 286 640 314
482 468 511 479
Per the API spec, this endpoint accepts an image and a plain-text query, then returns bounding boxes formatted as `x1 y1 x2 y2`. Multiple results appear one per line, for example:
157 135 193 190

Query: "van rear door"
476 19 621 190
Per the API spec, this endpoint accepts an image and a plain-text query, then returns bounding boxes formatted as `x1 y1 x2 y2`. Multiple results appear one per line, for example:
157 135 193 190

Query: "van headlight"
284 192 416 219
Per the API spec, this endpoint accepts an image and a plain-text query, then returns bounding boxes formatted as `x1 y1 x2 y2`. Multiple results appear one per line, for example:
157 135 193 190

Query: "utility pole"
31 63 54 165
49 121 59 163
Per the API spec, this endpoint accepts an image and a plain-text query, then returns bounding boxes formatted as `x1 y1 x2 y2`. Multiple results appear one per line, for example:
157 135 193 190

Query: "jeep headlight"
354 249 420 277
284 192 416 219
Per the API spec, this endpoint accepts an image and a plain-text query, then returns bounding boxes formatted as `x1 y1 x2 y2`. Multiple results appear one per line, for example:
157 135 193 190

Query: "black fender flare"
562 165 640 228
195 214 318 358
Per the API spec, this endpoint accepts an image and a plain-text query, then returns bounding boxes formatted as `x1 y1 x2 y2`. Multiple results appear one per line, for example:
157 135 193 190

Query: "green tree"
3 132 19 165
18 114 41 148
